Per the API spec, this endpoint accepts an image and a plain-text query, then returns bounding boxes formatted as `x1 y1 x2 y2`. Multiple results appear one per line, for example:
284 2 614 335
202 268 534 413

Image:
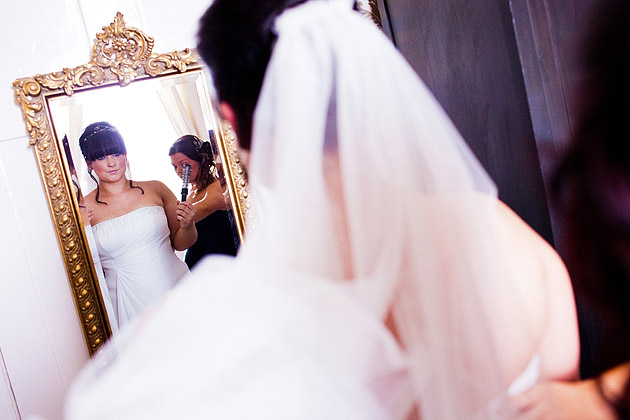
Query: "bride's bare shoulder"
133 180 172 195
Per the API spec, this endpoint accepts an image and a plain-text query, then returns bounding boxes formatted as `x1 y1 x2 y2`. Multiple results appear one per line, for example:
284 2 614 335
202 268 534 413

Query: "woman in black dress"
169 134 238 269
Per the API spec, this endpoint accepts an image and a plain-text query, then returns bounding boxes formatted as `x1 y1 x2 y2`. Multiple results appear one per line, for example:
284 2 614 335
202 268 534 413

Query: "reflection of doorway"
374 0 588 246
509 0 593 245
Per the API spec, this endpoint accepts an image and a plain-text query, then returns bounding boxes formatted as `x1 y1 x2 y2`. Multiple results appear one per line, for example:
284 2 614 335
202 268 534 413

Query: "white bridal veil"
65 1 578 419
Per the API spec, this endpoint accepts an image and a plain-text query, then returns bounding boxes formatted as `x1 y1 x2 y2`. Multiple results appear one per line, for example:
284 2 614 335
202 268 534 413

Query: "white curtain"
158 77 210 141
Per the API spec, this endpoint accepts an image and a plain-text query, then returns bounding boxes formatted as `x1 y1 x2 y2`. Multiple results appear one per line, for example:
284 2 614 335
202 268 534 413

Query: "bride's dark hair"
79 121 144 204
197 0 309 150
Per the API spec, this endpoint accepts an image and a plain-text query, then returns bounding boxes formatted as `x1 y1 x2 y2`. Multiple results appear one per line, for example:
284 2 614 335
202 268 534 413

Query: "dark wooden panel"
510 0 594 243
382 0 554 243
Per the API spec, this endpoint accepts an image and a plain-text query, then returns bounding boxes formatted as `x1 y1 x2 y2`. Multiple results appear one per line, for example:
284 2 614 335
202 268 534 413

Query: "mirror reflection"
48 71 240 330
168 135 239 268
14 12 250 353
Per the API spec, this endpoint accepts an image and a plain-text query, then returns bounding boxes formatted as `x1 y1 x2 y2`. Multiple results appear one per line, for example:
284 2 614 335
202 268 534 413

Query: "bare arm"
192 181 228 222
158 181 197 251
503 363 630 420
494 199 579 383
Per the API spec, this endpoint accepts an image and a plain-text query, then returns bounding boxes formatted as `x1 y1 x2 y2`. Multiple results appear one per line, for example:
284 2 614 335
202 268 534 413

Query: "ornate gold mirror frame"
13 13 249 355
357 0 385 28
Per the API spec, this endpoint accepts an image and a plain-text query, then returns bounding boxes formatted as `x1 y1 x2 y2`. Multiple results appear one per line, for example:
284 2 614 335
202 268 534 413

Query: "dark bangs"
81 128 127 161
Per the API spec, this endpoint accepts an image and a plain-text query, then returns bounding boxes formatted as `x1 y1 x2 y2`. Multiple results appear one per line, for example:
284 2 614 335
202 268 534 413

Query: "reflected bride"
79 122 195 328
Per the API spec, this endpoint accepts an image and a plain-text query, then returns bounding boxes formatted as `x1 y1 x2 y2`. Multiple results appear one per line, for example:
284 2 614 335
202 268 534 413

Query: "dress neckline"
92 205 163 228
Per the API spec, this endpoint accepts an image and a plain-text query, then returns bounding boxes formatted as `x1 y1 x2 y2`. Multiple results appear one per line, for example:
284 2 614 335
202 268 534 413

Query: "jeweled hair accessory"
82 125 119 143
191 135 203 152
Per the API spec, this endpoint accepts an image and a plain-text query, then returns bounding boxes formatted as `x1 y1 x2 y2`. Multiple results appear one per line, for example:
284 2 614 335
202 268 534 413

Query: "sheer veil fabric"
65 1 577 419
247 1 560 417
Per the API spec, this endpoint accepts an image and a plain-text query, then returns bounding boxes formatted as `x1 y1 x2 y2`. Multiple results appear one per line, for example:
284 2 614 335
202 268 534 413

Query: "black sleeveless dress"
185 210 238 269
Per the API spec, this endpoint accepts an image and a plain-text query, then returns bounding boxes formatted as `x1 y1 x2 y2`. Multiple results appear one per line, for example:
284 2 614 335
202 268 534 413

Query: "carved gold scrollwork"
92 12 153 86
19 12 198 101
356 0 384 29
145 49 197 76
13 80 44 146
93 13 153 71
220 123 254 235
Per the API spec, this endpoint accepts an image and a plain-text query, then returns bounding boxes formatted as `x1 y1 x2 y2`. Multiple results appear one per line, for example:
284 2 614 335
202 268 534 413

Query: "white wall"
0 1 213 419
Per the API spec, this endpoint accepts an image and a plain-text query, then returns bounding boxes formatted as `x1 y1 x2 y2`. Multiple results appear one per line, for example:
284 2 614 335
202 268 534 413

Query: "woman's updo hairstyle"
169 134 216 192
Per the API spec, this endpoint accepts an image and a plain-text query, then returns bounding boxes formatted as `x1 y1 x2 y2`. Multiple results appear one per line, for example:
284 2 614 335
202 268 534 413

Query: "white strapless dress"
92 206 189 328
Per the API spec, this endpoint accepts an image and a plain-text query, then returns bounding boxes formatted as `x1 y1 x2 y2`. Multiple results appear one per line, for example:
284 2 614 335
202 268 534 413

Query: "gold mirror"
13 13 250 355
